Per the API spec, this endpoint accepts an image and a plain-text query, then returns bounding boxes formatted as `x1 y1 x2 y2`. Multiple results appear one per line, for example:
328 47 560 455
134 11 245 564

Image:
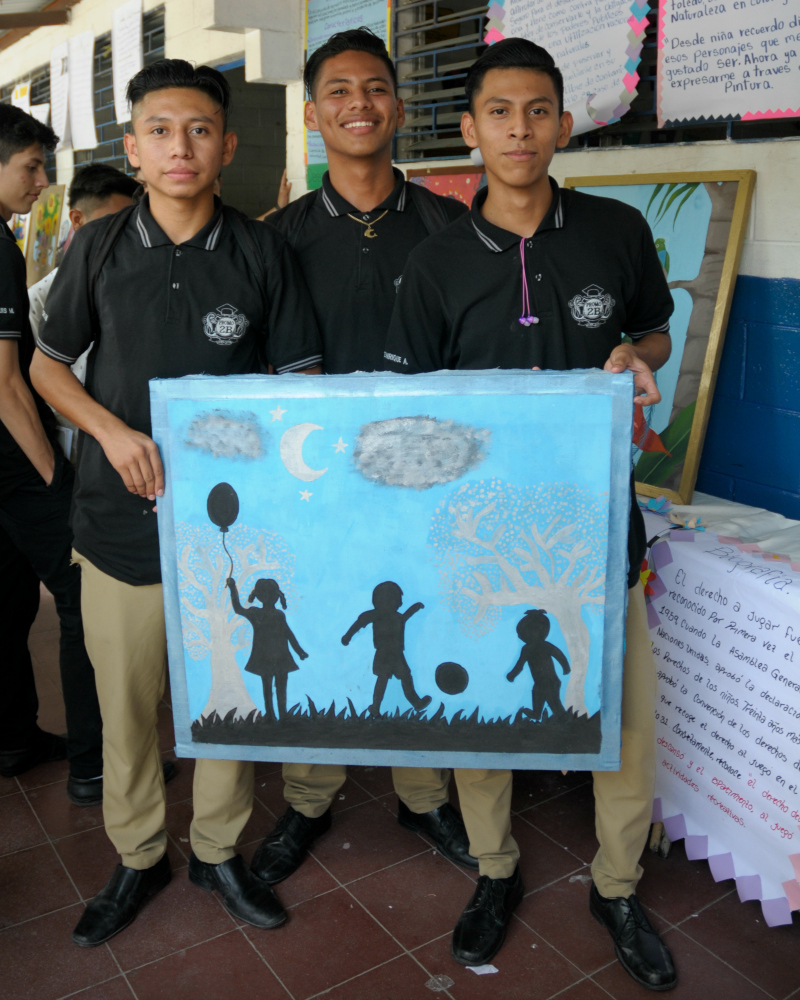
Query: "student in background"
0 105 104 803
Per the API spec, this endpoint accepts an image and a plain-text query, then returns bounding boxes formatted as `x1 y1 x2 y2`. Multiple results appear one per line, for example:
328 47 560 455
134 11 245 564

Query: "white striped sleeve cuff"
628 320 671 340
36 338 81 364
275 354 323 375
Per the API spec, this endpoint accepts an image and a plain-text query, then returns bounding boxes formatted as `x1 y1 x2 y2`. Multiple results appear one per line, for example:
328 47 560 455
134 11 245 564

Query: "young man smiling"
31 60 322 946
384 40 677 989
256 29 477 889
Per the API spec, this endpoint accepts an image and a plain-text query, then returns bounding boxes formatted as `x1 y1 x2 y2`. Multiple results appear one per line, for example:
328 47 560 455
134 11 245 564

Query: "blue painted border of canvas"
150 369 633 771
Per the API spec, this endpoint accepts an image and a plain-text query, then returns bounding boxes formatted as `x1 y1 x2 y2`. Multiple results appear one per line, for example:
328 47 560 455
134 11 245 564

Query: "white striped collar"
469 178 564 252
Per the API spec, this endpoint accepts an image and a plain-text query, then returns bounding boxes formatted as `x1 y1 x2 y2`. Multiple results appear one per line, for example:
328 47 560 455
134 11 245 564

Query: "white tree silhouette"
429 481 606 715
176 523 295 720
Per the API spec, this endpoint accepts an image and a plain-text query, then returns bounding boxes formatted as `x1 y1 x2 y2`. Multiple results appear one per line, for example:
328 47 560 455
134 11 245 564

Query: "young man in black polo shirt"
384 39 677 990
255 28 477 888
31 60 322 946
0 105 103 801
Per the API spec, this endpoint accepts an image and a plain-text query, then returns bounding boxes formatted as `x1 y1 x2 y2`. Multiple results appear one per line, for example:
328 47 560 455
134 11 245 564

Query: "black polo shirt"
268 168 467 374
383 179 674 588
0 219 59 486
38 195 322 586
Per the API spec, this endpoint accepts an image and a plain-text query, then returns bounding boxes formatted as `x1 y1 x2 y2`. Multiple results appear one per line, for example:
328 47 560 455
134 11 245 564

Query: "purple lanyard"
519 237 539 327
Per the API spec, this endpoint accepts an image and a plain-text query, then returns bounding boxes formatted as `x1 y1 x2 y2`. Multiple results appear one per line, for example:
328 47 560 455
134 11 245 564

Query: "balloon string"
222 533 234 579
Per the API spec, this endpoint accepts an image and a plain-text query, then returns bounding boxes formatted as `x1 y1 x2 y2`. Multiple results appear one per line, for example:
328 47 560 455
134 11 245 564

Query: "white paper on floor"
468 965 499 975
425 974 455 991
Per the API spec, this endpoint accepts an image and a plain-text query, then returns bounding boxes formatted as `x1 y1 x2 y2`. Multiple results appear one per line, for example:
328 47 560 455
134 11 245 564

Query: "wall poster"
407 165 486 207
564 170 756 505
152 369 634 771
25 185 66 288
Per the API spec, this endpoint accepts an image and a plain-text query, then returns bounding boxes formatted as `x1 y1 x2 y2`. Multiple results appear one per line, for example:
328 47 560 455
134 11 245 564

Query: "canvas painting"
408 166 486 207
25 184 65 287
565 171 755 504
152 370 633 771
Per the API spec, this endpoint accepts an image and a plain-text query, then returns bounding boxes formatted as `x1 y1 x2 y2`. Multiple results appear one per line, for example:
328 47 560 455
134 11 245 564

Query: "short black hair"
465 38 564 115
68 163 139 209
304 27 397 99
0 103 58 165
126 59 231 128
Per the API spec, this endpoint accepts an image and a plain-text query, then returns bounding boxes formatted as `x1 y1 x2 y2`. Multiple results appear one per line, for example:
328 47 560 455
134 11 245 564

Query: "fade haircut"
68 163 139 210
0 103 58 165
126 59 231 128
304 27 397 99
465 38 564 115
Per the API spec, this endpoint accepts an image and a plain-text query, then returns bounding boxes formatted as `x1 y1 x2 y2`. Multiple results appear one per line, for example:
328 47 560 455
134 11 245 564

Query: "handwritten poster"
305 0 391 188
68 31 98 151
11 81 31 112
484 0 649 134
657 0 800 125
50 41 71 151
112 0 143 124
647 528 800 926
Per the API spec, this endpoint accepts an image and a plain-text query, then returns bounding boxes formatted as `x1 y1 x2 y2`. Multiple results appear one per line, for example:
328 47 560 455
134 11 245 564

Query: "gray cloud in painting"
354 416 489 490
185 410 265 461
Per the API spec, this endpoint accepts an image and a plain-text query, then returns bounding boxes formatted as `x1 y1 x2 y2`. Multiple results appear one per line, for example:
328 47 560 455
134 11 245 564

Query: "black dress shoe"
451 867 524 966
398 800 478 869
250 806 332 885
590 883 677 991
189 852 286 928
0 730 67 778
67 759 178 807
72 854 172 947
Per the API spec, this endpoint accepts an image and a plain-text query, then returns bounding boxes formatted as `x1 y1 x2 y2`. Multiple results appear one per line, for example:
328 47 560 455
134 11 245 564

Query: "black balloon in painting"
207 483 239 533
435 661 469 696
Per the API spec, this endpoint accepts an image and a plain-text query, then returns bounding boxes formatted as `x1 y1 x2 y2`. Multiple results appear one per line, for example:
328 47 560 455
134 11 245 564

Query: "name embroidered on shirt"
384 351 407 365
568 284 616 329
202 304 250 346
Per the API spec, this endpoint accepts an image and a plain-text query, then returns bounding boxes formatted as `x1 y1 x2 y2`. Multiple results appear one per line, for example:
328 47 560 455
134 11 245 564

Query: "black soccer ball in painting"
436 661 469 696
207 482 239 533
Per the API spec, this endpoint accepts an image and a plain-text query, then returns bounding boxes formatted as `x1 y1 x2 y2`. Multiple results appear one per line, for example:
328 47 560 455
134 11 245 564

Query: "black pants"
0 453 102 777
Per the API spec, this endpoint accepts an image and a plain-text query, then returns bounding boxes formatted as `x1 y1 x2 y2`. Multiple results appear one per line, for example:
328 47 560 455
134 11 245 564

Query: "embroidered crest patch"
568 285 615 329
202 304 250 346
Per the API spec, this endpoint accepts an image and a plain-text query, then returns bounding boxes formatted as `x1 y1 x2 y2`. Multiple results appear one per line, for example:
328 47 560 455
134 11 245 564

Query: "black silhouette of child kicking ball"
227 577 308 722
341 581 432 716
507 609 570 721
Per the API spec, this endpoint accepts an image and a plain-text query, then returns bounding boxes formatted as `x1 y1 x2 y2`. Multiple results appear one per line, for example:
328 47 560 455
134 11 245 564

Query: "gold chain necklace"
346 209 389 238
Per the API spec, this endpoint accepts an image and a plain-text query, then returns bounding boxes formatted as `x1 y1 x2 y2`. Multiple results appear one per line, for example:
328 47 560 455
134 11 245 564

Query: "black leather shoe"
590 883 677 991
72 854 172 947
189 852 286 928
0 730 67 778
250 806 332 885
67 760 177 807
451 867 524 966
398 800 478 869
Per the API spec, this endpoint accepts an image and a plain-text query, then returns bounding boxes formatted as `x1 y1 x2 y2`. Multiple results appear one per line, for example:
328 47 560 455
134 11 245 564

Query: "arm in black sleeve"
0 237 28 344
625 215 674 340
37 223 97 365
261 231 323 374
382 251 451 374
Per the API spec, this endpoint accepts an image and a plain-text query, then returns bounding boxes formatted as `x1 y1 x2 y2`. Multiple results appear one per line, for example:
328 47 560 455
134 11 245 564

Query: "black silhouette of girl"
507 609 570 721
341 581 432 716
226 577 308 722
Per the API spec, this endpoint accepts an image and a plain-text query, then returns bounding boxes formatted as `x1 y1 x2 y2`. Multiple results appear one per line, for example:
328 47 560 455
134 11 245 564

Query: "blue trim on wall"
216 57 245 73
697 275 800 519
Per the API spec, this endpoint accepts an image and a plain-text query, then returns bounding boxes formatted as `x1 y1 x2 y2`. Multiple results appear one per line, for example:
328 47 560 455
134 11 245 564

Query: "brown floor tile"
238 841 339 910
591 926 770 999
26 780 105 840
108 867 237 971
321 953 452 1000
551 980 614 999
63 977 135 999
16 757 70 791
680 893 800 1000
163 754 195 805
0 773 19 797
512 769 593 814
412 921 582 1000
523 783 599 864
0 791 47 856
127 929 288 1000
634 840 734 928
349 765 397 799
514 817 588 893
348 849 474 950
309 799 429 884
0 904 118 1000
245 887 402 998
0 842 79 929
253 760 284 779
157 703 176 753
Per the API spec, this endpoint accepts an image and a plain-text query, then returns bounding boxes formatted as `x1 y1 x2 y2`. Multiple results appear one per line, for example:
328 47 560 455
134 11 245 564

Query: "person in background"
0 104 104 804
256 167 292 219
251 28 476 894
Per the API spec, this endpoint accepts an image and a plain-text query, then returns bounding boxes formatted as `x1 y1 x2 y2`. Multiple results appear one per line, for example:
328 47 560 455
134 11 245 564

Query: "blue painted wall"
697 276 800 519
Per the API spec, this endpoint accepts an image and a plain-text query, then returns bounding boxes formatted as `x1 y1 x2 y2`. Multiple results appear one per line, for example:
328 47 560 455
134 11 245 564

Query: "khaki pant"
74 552 254 870
283 763 450 818
453 585 656 890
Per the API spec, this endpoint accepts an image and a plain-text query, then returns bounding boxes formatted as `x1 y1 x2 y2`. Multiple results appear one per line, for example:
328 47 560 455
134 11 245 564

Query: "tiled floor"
3 591 800 1000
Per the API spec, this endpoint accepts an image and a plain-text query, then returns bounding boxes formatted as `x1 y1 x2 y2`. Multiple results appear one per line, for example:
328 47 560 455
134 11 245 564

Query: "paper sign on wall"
112 0 143 124
11 81 31 112
657 0 800 125
68 31 98 151
50 42 71 151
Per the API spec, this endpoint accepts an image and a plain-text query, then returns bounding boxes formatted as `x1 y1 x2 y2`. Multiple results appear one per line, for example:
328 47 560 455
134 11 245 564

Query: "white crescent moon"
279 423 328 482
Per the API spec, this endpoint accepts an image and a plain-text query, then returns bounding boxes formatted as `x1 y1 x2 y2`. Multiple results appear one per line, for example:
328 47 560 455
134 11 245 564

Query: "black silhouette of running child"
507 609 570 721
341 581 432 716
226 577 308 722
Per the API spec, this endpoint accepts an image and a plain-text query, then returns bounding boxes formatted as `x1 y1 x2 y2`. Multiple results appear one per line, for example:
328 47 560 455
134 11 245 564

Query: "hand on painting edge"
603 344 661 407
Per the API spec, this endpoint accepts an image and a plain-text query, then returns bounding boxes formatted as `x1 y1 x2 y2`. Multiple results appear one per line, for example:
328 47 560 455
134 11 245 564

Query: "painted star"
270 405 287 422
332 437 348 454
299 490 313 502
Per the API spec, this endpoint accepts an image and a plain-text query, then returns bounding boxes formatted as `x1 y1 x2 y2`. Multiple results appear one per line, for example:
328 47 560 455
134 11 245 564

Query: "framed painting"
564 171 755 505
25 184 66 287
406 165 486 208
151 369 634 771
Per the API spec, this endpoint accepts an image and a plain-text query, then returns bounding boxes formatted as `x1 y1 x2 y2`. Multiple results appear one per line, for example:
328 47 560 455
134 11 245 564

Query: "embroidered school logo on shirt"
568 285 616 329
202 304 250 346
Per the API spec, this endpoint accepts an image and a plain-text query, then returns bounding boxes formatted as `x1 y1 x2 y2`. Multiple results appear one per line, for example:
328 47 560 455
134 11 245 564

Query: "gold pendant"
364 227 378 238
